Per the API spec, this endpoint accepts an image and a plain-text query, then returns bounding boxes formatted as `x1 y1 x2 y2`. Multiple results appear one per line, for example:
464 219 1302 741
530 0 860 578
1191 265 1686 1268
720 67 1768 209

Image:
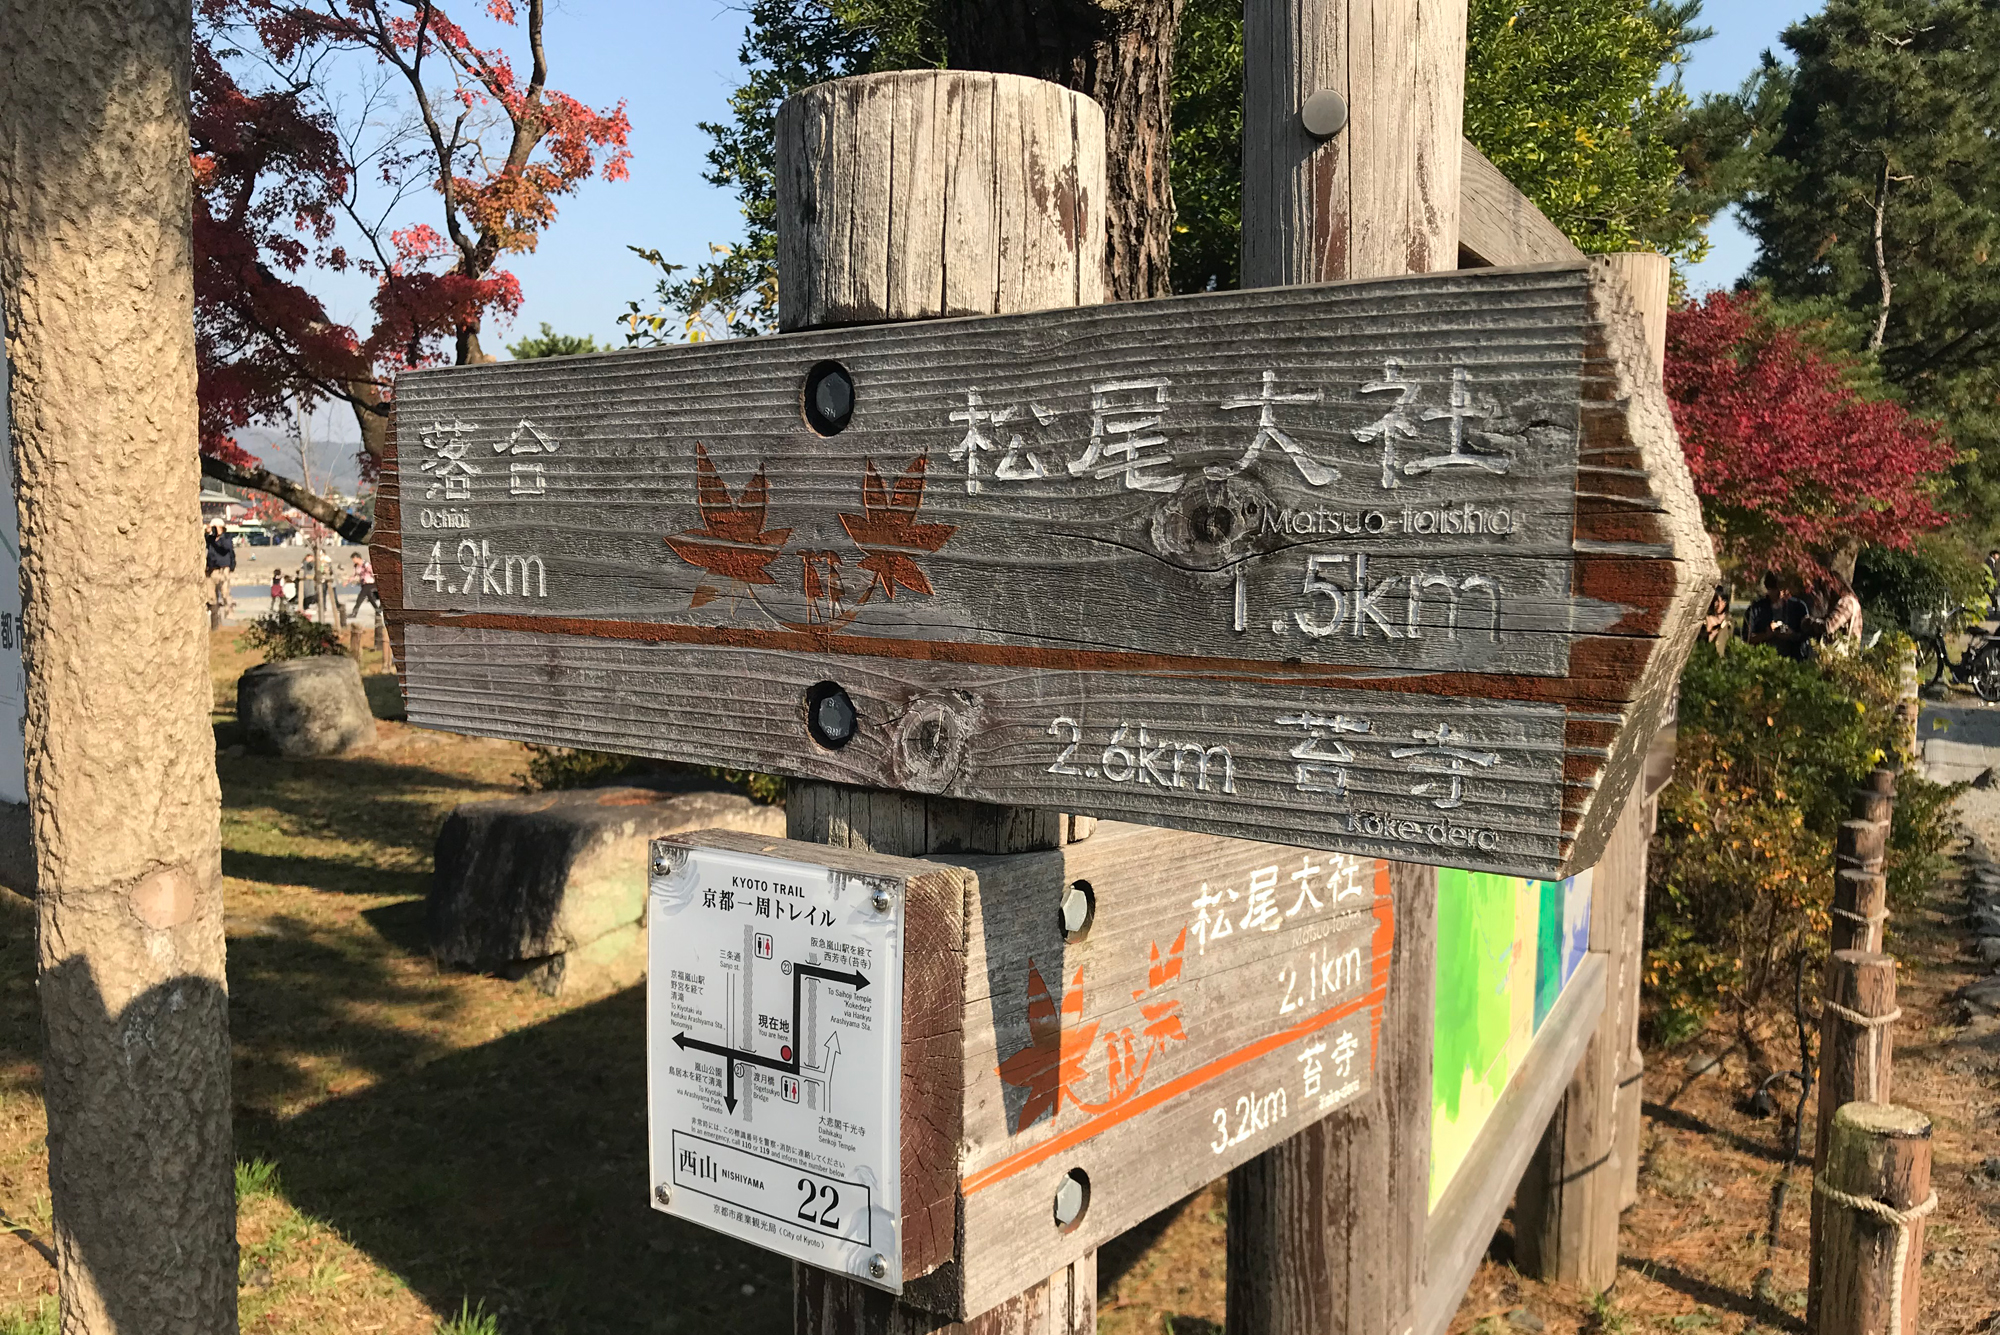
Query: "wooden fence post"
773 69 1105 1335
1229 1 1464 1329
1837 819 1888 874
1808 950 1899 1329
1513 782 1641 1288
1591 253 1672 1220
1813 1103 1935 1335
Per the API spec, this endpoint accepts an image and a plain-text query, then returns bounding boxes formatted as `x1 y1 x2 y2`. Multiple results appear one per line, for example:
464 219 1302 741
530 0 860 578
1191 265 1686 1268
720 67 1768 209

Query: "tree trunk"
455 323 497 365
346 378 391 466
941 0 1184 301
0 2 237 1331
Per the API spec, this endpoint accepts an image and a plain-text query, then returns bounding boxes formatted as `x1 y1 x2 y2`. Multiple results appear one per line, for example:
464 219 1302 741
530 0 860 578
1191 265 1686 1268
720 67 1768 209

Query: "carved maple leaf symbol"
665 443 793 606
993 962 1097 1132
837 456 955 601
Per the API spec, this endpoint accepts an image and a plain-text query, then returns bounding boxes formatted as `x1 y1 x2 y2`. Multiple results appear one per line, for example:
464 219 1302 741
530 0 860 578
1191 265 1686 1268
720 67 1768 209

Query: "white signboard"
646 840 906 1290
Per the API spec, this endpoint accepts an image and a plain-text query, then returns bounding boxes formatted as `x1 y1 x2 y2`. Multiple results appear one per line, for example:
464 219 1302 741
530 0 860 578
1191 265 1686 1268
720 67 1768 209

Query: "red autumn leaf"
994 962 1097 1131
837 456 956 601
664 443 793 591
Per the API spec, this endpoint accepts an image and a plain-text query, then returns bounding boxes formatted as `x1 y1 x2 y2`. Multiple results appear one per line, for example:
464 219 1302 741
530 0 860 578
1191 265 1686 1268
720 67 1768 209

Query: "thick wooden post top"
776 71 1108 331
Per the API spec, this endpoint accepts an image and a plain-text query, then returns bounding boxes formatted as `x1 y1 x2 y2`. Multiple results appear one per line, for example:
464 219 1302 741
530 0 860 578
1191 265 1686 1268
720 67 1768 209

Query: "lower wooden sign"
666 823 1398 1319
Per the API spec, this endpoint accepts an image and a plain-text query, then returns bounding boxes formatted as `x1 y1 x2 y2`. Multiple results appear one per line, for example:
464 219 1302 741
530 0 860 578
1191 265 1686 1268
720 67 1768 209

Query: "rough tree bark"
941 0 1184 301
0 1 238 1330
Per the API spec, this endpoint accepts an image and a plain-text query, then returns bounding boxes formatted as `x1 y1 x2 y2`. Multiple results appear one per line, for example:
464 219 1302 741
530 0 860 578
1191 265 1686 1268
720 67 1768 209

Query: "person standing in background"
349 552 379 622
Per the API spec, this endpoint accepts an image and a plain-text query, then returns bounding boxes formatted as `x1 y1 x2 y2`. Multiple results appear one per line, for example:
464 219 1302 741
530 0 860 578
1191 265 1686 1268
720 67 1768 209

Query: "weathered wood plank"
385 261 1714 878
1456 142 1585 270
1409 951 1607 1335
398 625 1579 877
940 824 1395 1318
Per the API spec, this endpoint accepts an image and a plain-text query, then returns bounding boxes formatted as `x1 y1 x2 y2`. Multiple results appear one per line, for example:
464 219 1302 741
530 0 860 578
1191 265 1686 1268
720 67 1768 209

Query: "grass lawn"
0 630 1995 1332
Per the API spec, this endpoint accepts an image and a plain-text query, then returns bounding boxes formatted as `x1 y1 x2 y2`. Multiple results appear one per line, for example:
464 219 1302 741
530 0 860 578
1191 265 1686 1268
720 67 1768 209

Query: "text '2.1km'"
379 262 1714 879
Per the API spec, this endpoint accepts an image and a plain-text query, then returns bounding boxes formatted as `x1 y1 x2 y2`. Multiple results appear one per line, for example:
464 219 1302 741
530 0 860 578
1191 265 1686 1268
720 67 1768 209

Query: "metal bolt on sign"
1053 1169 1089 1229
871 884 893 914
1301 89 1349 138
655 1184 672 1207
868 1254 889 1280
1060 881 1094 940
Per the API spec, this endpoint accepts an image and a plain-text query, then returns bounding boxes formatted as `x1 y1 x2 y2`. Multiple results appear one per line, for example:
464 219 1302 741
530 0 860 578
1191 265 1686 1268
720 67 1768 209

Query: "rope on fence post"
1812 1102 1934 1335
1812 1178 1937 1335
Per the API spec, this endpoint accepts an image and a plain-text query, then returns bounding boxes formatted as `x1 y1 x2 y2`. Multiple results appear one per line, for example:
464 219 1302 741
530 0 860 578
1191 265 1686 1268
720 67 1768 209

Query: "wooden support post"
1514 782 1641 1289
1590 253 1672 1219
1226 863 1436 1335
1809 951 1899 1330
773 69 1107 1334
1230 2 1464 1330
1838 819 1888 873
1812 1103 1934 1335
1833 869 1889 954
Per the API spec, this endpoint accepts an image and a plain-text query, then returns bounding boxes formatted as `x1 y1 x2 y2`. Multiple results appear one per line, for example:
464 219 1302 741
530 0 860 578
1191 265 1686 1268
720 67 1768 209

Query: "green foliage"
520 745 639 791
505 323 603 359
1645 638 1956 1047
1465 0 1712 261
239 607 343 661
663 0 1710 316
1696 0 2000 534
1169 0 1243 294
437 1299 500 1335
1854 536 1993 635
0 1297 55 1335
520 745 785 805
235 1157 282 1202
623 1 937 341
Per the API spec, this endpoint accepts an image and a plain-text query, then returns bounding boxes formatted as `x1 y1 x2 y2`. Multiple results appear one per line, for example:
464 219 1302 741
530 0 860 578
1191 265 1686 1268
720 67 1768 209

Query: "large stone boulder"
237 655 377 757
430 785 785 997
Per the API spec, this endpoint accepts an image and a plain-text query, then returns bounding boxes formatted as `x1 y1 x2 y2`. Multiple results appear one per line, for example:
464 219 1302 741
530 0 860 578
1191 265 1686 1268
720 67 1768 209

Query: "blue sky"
276 0 1818 469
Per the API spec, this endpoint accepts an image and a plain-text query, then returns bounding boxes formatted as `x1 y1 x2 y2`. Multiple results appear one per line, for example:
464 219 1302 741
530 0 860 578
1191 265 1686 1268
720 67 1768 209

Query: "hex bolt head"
654 1184 673 1207
1053 1169 1089 1228
1060 881 1094 939
1301 89 1349 138
868 1253 889 1279
806 681 859 749
804 362 856 436
871 885 893 914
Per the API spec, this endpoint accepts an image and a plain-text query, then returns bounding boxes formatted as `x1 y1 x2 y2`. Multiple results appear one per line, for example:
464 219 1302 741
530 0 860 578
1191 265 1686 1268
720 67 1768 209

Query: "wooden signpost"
375 13 1714 1333
379 260 1704 882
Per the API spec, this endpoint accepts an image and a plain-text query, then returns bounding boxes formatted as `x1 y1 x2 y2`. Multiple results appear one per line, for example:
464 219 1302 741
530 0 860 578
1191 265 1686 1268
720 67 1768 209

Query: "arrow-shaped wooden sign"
377 260 1715 880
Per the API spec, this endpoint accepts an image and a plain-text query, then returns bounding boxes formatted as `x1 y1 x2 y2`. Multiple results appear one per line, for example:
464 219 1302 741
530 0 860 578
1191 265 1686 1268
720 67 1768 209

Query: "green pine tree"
506 323 603 359
1699 0 2000 532
642 0 1712 321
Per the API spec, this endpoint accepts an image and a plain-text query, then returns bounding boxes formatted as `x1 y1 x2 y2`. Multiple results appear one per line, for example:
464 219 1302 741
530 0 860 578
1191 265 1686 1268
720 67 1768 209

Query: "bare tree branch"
201 454 372 543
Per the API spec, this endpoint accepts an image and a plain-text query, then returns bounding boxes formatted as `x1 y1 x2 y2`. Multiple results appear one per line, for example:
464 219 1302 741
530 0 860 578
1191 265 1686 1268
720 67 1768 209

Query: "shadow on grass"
242 986 792 1335
363 673 406 721
1618 1254 1805 1332
221 848 430 899
1641 1102 1791 1167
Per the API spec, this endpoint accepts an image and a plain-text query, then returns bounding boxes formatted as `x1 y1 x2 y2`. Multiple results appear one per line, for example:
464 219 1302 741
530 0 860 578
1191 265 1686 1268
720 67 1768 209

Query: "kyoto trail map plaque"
646 840 906 1290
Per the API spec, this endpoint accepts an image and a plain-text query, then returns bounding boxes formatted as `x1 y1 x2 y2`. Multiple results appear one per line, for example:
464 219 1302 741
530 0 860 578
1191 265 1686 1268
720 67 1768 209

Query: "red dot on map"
782 1045 793 1061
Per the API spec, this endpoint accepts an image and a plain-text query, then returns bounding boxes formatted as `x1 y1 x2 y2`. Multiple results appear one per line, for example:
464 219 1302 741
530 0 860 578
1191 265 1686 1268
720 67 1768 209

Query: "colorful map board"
1429 866 1592 1206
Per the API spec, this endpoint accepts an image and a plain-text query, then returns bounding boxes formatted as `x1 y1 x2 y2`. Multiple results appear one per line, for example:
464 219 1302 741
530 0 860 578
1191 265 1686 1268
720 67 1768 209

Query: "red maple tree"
1664 290 1955 575
193 0 630 527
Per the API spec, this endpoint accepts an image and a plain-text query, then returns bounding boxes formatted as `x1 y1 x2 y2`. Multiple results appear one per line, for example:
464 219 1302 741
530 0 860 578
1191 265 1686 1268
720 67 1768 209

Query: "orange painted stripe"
962 861 1398 1197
